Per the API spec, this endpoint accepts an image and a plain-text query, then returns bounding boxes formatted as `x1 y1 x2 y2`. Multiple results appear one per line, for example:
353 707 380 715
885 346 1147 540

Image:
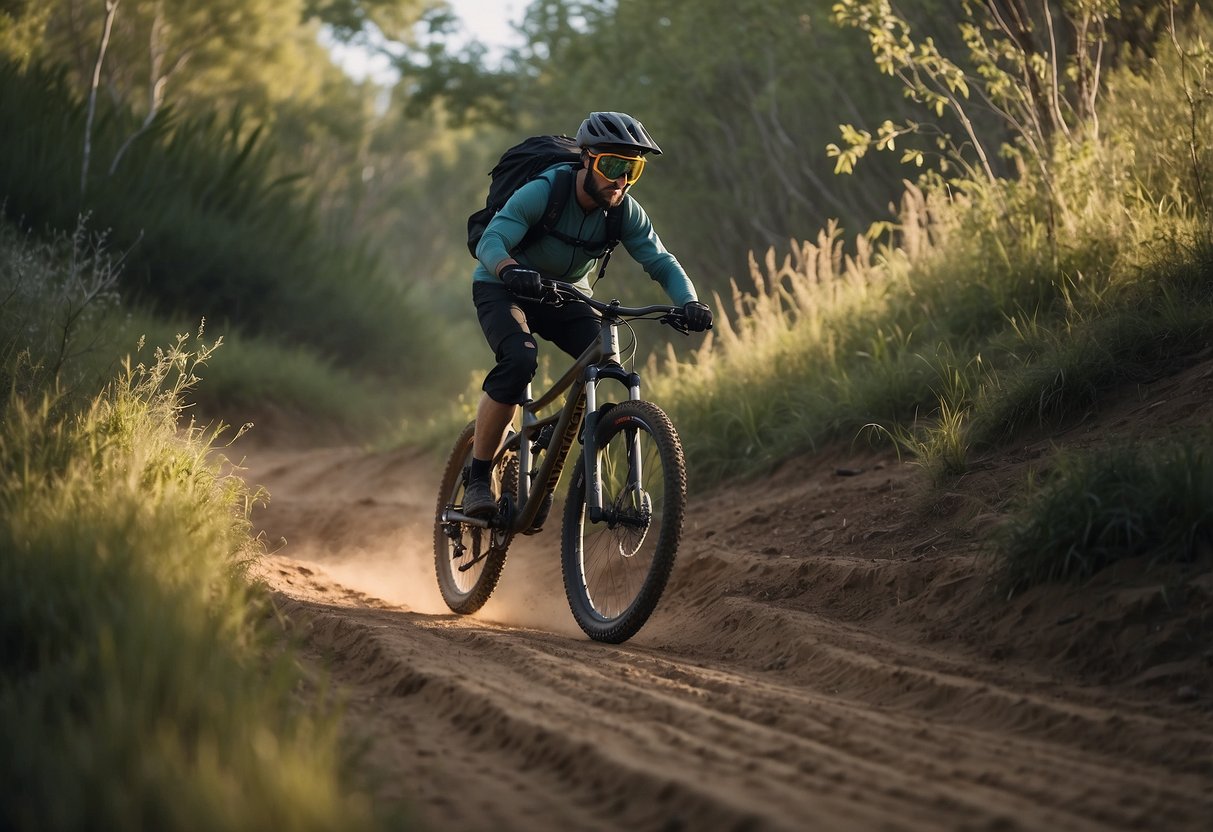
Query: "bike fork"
583 365 642 524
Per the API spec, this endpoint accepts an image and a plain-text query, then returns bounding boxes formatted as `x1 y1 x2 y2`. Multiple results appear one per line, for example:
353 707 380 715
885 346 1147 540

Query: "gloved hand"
682 301 713 332
500 265 543 299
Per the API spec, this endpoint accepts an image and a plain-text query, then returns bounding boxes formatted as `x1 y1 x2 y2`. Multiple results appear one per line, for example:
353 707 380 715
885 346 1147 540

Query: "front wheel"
561 400 687 643
434 421 511 614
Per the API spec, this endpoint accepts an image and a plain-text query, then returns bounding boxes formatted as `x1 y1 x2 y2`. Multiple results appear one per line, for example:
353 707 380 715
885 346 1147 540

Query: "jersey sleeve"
475 177 552 276
619 198 698 307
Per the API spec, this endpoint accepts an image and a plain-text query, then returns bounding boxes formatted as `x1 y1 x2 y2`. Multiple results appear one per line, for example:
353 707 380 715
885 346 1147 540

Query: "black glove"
500 265 543 299
682 301 713 332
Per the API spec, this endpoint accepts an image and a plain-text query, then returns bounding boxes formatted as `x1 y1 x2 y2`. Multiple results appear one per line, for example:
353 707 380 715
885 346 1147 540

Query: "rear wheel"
561 400 686 643
434 421 511 613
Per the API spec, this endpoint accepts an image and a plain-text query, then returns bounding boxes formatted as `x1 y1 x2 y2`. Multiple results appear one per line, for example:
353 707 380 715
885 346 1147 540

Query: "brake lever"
660 313 691 336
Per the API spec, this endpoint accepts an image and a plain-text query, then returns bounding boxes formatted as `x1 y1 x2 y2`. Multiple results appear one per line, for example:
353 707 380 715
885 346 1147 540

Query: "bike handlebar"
540 280 709 335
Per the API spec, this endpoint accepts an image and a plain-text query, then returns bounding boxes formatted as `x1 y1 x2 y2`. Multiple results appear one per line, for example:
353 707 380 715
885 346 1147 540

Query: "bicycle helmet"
575 112 663 155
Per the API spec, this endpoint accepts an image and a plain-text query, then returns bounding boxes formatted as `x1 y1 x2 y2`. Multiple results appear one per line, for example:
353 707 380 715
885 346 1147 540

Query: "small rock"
1176 685 1201 703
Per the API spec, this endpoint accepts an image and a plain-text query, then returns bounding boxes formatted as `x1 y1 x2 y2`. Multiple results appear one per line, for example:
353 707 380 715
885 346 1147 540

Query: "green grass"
971 289 1213 450
0 334 390 831
0 215 126 406
0 202 401 830
124 312 413 440
998 437 1213 595
0 59 451 387
634 15 1213 594
647 13 1213 491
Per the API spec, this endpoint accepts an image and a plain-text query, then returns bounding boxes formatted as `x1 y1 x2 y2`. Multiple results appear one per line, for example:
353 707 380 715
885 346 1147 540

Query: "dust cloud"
477 534 585 638
262 522 583 636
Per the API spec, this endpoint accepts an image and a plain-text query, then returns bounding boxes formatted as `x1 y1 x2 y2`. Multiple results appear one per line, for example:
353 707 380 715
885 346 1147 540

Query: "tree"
827 1 1197 237
391 0 931 288
511 0 922 288
80 0 119 194
0 0 53 67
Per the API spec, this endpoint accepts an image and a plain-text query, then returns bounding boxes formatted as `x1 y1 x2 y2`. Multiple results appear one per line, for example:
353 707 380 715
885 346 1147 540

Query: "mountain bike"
434 279 706 643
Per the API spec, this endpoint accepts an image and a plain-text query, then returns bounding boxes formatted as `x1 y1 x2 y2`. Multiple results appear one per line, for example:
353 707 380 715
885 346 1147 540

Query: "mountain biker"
463 111 713 518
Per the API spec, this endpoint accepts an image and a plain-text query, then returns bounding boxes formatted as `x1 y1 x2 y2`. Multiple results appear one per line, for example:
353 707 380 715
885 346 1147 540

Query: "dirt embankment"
243 358 1213 831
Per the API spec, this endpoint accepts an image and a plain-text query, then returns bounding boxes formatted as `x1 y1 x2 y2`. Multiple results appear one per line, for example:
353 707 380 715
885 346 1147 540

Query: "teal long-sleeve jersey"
473 164 697 307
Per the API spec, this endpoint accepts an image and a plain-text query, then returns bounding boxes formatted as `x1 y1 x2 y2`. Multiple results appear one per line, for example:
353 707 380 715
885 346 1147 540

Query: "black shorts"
473 281 602 357
473 281 602 402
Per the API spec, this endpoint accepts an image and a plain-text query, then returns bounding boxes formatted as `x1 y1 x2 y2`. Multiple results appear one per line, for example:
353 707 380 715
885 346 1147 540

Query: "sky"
446 0 528 53
326 0 528 85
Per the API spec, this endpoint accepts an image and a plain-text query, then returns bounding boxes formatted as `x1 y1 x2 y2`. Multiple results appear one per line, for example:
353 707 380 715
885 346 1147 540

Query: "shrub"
999 438 1213 595
0 332 384 831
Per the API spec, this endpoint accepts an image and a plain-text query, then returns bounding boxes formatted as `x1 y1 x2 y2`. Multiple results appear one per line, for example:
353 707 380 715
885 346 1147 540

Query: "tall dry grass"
653 14 1213 490
0 218 400 830
0 331 391 831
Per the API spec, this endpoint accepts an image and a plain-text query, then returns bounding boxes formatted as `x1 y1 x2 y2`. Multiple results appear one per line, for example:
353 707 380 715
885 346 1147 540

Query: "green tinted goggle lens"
593 153 645 183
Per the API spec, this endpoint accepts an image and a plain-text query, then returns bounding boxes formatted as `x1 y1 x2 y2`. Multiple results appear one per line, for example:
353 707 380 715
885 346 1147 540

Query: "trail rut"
245 414 1212 831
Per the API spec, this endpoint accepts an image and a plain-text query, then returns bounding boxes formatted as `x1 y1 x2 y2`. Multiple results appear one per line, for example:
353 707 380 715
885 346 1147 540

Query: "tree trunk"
81 0 120 195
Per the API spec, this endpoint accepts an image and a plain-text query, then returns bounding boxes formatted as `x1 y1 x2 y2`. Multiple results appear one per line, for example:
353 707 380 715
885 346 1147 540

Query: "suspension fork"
582 320 643 523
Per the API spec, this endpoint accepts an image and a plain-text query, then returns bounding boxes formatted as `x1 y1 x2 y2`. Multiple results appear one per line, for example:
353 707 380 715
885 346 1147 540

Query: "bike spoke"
562 399 686 642
434 422 510 614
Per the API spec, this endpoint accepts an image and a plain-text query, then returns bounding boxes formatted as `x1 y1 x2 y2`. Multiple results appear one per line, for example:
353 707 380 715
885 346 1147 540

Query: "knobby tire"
561 400 687 643
434 421 510 614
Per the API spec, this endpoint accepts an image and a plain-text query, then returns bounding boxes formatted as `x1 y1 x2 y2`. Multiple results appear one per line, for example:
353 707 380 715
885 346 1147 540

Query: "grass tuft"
998 438 1213 596
0 330 386 830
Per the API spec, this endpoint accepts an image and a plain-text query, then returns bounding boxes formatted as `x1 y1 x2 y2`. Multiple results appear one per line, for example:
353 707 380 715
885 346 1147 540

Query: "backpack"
467 134 627 269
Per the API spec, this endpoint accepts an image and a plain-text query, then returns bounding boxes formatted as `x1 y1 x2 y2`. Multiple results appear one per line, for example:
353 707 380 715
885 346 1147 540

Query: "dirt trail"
244 361 1213 831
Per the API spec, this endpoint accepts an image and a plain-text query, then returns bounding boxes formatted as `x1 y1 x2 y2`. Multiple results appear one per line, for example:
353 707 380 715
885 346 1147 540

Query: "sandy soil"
242 358 1213 831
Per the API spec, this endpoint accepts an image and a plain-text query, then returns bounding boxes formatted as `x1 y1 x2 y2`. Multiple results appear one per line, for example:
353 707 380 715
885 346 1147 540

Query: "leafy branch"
830 0 997 186
829 0 1121 238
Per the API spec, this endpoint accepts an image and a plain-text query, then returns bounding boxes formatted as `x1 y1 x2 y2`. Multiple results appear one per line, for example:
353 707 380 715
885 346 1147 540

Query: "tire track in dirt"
245 444 1213 831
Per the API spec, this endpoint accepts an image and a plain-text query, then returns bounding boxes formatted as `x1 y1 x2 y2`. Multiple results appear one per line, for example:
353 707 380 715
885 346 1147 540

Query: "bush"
0 59 446 384
999 438 1213 595
0 333 384 831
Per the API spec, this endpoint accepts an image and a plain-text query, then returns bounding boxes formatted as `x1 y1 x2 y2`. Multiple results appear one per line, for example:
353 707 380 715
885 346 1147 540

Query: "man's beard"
584 173 623 210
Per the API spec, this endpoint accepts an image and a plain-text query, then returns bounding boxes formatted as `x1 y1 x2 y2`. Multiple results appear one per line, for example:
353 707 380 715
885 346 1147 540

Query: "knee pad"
483 332 538 404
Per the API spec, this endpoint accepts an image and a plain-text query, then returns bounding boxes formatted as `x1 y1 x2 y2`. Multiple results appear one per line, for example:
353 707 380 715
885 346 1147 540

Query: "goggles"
589 151 646 184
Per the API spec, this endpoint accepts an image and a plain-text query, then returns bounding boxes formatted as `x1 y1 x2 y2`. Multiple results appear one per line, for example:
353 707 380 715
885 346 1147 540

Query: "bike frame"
443 284 679 535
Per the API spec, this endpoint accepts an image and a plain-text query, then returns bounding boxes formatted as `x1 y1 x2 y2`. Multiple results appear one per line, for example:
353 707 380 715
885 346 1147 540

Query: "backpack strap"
512 167 575 255
592 197 629 283
511 167 630 283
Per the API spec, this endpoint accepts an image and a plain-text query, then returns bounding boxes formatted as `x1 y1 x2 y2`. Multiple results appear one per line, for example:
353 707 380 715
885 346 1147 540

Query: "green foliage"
0 214 125 404
648 218 943 481
829 0 992 181
0 59 451 384
23 0 398 123
652 11 1213 493
0 0 50 67
0 332 384 831
999 437 1213 594
398 0 922 294
828 0 1171 242
130 313 413 437
972 277 1213 450
308 0 427 42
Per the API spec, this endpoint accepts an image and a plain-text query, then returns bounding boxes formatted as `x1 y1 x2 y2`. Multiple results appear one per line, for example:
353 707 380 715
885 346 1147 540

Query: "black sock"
469 457 492 483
